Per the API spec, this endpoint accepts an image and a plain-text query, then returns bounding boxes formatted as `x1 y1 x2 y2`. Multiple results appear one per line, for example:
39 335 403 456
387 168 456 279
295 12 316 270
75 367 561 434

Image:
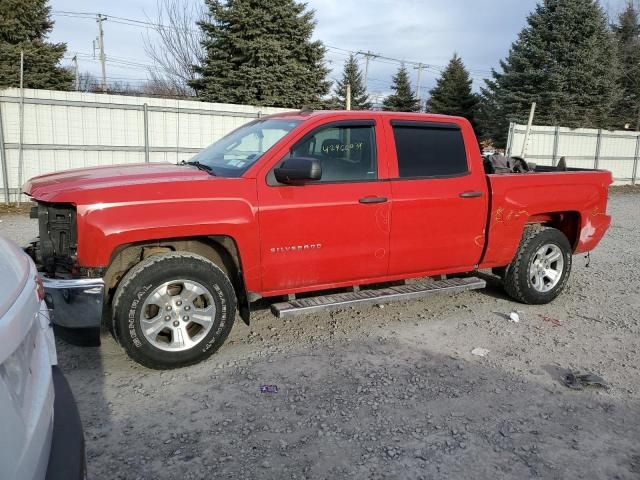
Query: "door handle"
459 191 483 198
359 196 388 204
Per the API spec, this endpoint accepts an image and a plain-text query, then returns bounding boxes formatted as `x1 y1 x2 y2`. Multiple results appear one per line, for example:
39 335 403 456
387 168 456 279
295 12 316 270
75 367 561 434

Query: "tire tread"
112 251 236 369
503 225 571 304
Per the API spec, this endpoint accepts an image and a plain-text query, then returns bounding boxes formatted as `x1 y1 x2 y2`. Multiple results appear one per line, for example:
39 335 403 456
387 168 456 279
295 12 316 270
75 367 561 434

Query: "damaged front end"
25 202 104 346
27 202 78 274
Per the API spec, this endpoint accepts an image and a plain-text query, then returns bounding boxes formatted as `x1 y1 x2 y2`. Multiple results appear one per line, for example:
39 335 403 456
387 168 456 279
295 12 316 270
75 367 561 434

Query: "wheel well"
104 236 243 302
526 211 580 251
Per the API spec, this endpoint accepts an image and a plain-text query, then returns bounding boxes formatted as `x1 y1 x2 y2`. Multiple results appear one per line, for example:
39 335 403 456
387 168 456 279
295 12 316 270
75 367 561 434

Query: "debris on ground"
509 311 520 323
562 371 609 391
539 314 562 327
260 385 279 393
471 347 490 357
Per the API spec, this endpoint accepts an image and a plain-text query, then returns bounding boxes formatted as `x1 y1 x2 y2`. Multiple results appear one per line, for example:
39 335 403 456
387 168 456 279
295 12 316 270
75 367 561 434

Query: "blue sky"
48 0 629 98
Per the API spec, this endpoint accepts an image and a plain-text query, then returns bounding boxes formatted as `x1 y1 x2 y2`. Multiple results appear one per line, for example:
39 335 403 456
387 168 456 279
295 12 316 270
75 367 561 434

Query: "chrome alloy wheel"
140 279 216 351
529 244 564 293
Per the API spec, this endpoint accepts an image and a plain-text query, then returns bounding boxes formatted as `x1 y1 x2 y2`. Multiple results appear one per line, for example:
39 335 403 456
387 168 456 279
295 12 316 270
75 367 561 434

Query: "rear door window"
391 122 468 178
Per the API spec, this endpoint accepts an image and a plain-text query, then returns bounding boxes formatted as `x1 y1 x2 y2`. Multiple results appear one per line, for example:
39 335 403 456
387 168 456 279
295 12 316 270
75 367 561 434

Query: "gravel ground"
2 192 640 480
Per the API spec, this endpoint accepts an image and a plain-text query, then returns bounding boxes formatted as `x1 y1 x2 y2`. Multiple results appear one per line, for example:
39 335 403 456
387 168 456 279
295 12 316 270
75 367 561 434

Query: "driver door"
256 119 391 295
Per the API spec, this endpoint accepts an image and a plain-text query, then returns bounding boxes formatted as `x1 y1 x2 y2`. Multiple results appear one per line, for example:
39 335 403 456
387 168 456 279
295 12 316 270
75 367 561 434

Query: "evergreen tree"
480 0 620 146
613 2 640 130
382 64 420 112
191 0 330 108
426 54 479 130
0 0 73 90
331 54 371 110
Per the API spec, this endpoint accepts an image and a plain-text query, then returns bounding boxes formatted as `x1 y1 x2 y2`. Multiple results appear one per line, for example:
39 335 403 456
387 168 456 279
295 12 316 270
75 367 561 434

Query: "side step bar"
270 277 486 318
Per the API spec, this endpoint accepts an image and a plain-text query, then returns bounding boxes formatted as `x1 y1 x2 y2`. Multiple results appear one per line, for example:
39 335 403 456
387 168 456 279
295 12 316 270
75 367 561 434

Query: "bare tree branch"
77 71 100 92
143 0 205 97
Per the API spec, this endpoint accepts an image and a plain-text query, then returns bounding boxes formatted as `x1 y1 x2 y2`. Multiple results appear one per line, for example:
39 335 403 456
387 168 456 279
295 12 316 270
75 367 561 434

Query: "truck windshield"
186 118 301 177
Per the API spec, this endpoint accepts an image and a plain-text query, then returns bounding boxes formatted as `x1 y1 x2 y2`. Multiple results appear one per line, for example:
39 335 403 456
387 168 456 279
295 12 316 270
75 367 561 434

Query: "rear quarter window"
392 123 468 178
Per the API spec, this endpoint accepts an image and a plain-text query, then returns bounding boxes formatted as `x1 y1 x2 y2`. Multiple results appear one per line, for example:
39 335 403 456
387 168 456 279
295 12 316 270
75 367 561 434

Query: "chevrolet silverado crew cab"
23 111 612 369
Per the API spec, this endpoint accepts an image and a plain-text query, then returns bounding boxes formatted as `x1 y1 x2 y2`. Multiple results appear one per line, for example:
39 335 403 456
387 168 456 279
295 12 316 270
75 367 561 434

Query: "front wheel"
112 252 236 369
503 226 572 304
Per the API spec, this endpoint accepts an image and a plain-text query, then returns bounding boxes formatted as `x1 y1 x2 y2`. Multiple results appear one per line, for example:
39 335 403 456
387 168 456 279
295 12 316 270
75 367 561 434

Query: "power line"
53 10 494 79
53 10 199 33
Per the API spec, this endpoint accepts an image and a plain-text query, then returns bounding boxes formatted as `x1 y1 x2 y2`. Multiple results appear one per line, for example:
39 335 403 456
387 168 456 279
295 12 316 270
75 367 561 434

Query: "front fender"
75 197 262 292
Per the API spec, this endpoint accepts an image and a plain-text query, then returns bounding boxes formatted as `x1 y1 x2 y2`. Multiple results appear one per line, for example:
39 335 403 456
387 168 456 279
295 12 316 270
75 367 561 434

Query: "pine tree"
0 0 73 90
480 0 620 146
382 64 420 112
331 54 371 110
191 0 330 108
426 54 479 130
613 2 640 130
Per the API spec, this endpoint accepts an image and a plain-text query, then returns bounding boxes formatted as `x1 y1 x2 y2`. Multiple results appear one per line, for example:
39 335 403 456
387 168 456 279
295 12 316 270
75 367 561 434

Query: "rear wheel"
503 226 572 304
112 252 236 369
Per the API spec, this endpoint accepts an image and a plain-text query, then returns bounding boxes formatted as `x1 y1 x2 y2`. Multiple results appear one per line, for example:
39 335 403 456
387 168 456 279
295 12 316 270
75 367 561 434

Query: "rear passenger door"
385 119 488 276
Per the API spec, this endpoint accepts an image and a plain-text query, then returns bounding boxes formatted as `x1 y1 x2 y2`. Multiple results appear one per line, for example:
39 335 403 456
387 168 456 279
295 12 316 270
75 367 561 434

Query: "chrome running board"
271 277 486 318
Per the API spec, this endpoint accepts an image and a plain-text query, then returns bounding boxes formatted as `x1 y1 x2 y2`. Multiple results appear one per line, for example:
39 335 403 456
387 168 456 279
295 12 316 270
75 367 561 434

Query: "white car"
0 235 86 480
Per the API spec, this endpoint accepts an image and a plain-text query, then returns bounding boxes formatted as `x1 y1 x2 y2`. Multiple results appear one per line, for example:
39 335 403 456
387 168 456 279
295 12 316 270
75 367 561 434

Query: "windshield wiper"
179 160 215 174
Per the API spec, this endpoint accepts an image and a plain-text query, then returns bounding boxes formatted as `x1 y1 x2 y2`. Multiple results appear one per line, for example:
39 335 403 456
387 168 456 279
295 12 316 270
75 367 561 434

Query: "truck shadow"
462 270 513 301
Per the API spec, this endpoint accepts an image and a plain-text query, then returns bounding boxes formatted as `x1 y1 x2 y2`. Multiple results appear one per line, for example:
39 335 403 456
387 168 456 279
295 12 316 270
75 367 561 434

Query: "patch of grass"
0 203 32 215
610 184 640 194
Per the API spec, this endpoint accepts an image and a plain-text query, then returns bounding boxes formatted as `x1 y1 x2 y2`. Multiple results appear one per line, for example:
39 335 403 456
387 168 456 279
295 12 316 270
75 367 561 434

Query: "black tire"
112 252 236 369
503 225 572 304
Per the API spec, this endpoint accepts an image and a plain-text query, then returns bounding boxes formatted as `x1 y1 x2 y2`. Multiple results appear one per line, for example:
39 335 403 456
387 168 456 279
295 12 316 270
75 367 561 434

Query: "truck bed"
480 168 612 269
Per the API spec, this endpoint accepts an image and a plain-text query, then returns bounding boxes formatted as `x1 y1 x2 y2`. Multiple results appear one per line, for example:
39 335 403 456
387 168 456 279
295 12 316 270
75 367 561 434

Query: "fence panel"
0 88 289 203
508 122 639 184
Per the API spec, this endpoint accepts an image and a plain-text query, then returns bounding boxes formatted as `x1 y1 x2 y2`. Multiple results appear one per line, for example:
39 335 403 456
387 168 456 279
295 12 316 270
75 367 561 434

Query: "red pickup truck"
23 110 612 369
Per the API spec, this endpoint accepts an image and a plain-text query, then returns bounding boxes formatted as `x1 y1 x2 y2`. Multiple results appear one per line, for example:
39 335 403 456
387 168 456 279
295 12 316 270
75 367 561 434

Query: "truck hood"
24 162 212 203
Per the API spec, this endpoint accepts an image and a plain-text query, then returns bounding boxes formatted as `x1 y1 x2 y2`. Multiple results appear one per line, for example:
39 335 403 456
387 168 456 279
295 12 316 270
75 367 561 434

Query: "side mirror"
274 157 322 184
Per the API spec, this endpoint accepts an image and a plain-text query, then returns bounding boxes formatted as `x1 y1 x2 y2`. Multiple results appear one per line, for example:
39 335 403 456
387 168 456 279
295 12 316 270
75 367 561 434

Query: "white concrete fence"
0 88 288 203
506 122 639 184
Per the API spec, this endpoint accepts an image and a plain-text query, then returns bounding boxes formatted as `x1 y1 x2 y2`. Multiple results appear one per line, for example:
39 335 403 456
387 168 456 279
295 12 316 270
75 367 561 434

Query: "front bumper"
43 276 105 346
45 366 86 480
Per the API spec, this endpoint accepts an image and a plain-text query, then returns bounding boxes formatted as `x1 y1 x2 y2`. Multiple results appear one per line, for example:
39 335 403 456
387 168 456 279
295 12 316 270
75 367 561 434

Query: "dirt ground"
1 191 639 480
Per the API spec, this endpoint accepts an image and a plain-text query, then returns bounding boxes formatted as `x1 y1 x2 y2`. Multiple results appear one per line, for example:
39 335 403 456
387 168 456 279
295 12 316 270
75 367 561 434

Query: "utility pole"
72 55 79 91
346 83 352 110
17 51 25 204
414 63 424 101
96 14 108 93
363 51 372 88
357 51 375 93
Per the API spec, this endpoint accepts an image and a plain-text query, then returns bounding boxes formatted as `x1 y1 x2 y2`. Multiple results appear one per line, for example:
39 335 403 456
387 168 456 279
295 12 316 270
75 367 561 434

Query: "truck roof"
263 109 466 123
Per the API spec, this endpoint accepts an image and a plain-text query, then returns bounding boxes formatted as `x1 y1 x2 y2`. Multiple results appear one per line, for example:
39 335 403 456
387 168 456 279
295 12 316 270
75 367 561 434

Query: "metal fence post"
552 126 560 166
143 103 150 163
0 102 9 204
505 122 515 156
632 134 640 185
594 129 602 169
